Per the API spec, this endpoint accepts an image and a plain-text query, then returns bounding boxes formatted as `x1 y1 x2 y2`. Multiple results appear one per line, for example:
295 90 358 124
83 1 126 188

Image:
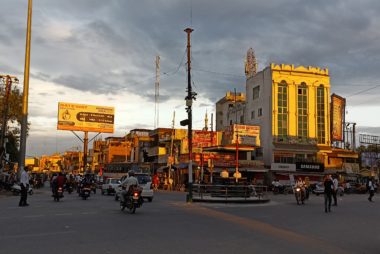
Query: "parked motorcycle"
80 186 91 200
294 186 305 205
53 186 64 202
120 186 143 214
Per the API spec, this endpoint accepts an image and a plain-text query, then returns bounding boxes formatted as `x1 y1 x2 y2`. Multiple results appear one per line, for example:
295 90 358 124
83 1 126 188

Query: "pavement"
0 187 379 254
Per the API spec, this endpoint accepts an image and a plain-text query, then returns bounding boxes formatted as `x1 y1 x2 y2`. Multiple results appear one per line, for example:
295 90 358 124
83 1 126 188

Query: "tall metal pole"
169 111 175 179
83 131 88 172
234 88 239 183
185 27 194 202
154 56 160 129
19 0 33 174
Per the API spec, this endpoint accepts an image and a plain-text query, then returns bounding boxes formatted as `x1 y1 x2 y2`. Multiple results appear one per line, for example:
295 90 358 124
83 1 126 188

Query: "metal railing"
191 184 268 201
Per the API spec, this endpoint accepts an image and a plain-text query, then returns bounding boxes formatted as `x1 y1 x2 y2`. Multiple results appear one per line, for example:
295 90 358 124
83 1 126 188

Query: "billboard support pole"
83 131 88 172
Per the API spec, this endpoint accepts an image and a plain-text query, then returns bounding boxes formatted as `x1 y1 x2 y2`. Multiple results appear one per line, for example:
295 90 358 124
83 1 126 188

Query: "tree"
0 81 28 162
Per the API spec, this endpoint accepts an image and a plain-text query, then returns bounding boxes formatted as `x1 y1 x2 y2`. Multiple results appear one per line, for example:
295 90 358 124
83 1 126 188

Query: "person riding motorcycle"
295 177 306 200
51 172 65 198
120 171 139 203
79 173 92 193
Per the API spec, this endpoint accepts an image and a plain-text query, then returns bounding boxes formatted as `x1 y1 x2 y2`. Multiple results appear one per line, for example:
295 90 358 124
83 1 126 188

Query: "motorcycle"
294 186 306 205
91 184 97 194
80 186 91 200
120 186 143 214
66 183 73 194
53 186 64 202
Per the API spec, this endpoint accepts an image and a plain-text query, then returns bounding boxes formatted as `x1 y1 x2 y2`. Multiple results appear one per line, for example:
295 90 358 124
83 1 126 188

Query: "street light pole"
185 27 194 202
19 0 33 175
234 88 239 183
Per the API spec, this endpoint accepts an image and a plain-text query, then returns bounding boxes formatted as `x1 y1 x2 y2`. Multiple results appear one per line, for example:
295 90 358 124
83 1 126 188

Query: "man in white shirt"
368 178 376 202
19 166 30 207
120 171 139 202
332 175 339 206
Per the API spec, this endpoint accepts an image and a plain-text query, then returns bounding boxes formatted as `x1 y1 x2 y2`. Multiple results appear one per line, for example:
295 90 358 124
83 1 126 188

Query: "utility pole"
169 111 175 179
185 27 195 202
19 0 33 175
234 88 239 183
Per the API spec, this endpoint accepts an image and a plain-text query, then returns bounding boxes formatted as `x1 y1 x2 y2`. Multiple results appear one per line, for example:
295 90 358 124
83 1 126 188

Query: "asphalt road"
0 187 379 254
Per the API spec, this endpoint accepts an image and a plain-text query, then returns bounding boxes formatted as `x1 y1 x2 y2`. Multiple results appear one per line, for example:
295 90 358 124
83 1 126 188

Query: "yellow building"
245 63 342 172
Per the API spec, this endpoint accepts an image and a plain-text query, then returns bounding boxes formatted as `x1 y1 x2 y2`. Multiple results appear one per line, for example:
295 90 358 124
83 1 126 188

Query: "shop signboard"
295 162 324 172
271 163 296 172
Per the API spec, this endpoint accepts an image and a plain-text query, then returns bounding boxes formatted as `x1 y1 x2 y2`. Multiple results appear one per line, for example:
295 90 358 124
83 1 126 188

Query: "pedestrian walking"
368 178 376 202
19 166 30 207
324 174 333 213
332 175 339 206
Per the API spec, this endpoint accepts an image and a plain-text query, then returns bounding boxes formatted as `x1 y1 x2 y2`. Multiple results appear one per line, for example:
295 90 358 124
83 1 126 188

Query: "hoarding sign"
331 94 345 141
57 102 114 133
222 124 260 146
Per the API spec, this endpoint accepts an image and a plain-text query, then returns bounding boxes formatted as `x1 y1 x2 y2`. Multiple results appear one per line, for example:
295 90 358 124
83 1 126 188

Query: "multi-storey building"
244 63 331 170
216 91 246 131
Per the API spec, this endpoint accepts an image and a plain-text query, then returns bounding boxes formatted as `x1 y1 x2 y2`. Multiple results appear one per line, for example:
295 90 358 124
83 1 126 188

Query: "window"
297 83 308 138
251 110 255 119
240 115 244 124
230 120 233 125
258 108 263 117
277 82 288 136
252 86 260 100
317 86 325 143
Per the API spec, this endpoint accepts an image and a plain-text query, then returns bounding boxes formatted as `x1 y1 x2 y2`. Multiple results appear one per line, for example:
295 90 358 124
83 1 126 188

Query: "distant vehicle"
115 173 153 202
101 178 120 195
312 182 344 196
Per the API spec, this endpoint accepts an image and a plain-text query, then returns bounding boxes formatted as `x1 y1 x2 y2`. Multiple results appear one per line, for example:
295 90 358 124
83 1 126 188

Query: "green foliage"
0 81 26 162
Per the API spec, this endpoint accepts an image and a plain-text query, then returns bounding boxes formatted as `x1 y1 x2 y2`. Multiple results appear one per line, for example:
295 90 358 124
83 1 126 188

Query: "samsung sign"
296 162 324 172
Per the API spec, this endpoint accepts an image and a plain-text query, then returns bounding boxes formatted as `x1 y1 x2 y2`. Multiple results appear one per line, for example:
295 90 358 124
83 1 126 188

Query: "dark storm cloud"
2 0 380 104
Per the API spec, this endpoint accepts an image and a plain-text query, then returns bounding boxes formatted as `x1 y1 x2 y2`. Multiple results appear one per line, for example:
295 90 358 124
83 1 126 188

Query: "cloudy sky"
1 0 380 156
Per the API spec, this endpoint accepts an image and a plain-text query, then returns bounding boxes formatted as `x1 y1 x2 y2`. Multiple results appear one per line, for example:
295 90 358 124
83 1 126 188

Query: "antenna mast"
154 55 160 129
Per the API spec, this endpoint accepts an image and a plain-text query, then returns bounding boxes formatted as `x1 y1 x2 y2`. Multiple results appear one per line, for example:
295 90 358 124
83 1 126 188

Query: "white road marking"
23 214 45 218
0 230 76 239
55 213 73 216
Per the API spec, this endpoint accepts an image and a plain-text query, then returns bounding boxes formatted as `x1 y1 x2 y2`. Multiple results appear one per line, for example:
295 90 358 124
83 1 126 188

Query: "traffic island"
190 184 270 204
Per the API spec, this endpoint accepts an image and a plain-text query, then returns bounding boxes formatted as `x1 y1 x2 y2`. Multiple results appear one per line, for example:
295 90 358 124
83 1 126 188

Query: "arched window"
298 82 308 138
317 85 325 143
277 81 288 136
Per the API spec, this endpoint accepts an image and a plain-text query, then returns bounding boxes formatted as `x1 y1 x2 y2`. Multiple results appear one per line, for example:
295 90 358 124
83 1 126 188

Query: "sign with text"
295 162 324 172
331 94 345 141
222 124 260 146
57 102 114 133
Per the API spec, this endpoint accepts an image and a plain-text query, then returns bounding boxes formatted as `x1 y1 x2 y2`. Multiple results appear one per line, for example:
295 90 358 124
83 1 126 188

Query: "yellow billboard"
57 102 114 133
331 94 345 141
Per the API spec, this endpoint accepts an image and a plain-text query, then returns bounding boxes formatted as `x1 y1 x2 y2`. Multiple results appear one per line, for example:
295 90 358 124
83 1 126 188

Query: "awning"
203 145 255 152
211 167 267 173
156 165 177 172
